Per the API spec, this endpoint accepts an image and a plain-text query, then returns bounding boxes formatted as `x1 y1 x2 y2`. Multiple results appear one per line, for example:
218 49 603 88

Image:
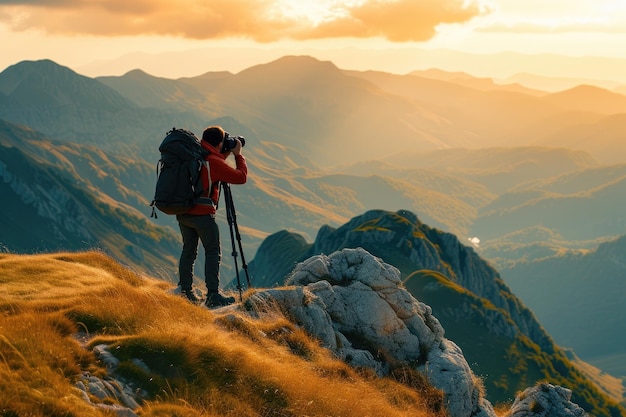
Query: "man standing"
177 125 247 307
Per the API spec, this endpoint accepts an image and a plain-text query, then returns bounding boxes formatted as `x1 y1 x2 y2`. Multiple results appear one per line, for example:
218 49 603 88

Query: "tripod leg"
224 186 251 288
222 183 243 301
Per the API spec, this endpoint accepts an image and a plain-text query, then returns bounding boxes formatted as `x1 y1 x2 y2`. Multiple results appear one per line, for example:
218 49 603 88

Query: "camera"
222 133 246 153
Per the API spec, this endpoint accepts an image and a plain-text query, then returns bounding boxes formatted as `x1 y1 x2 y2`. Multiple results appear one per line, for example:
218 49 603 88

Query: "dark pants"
177 213 221 292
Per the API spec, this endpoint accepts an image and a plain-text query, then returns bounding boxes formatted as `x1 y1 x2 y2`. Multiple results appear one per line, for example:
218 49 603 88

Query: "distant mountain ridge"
0 59 131 110
4 56 626 166
73 46 626 89
408 68 545 95
542 84 626 114
93 55 626 165
98 69 220 114
0 59 204 157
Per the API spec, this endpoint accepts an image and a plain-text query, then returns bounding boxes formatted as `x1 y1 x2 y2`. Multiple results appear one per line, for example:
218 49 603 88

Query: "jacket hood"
201 140 227 159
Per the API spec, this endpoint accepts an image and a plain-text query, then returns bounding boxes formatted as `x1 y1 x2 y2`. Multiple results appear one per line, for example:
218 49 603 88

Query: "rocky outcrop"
507 383 589 417
245 247 496 417
73 344 143 417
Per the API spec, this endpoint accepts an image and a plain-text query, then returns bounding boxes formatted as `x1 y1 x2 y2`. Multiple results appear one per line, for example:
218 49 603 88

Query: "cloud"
304 0 487 41
476 0 626 35
0 0 489 42
477 18 626 34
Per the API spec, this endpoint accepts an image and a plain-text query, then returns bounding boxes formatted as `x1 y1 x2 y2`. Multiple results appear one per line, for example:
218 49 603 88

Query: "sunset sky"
1 0 626 81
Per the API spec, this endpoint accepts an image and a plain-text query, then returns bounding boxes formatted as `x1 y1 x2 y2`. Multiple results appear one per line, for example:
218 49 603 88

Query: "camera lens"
221 134 245 153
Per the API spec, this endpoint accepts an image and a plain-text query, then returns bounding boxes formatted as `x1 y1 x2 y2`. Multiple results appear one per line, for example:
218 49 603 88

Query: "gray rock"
96 403 139 417
507 383 589 417
93 344 120 369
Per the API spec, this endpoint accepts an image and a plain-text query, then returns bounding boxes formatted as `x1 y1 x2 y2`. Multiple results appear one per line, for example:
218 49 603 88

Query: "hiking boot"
206 292 235 308
181 288 201 304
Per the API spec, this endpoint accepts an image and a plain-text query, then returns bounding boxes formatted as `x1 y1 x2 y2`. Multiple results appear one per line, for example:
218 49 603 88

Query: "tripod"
221 182 251 301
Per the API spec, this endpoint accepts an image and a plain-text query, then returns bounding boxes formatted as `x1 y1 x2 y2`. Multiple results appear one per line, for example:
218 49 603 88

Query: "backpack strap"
150 160 164 218
196 160 216 209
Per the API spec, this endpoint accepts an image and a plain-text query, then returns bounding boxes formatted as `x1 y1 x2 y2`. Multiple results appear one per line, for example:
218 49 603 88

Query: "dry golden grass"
0 251 447 417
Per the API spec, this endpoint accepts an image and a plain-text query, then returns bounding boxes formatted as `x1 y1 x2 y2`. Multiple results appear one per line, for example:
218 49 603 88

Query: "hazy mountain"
105 55 622 163
0 59 204 158
541 85 626 114
186 55 481 164
535 113 626 165
518 163 626 195
408 68 545 95
347 69 572 147
376 146 598 193
26 55 626 167
473 163 626 263
74 46 626 88
504 72 626 92
347 68 626 164
0 59 130 110
97 69 217 114
98 56 470 164
247 209 623 413
500 234 626 377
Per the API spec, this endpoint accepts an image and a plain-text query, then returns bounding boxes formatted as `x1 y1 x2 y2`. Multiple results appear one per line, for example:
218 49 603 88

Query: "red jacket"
186 140 248 215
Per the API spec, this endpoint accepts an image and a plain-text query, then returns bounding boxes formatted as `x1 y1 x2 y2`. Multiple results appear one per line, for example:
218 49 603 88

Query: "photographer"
177 125 247 308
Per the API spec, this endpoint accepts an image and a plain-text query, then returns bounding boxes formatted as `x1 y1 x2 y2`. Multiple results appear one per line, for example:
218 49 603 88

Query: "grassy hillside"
0 141 181 279
0 251 446 417
500 234 626 377
404 270 624 414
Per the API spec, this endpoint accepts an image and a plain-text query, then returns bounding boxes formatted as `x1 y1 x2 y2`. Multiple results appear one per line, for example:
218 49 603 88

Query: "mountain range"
74 46 626 90
0 56 625 396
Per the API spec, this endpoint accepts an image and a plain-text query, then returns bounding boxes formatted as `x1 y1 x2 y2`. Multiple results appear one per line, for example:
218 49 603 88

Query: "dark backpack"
150 128 210 217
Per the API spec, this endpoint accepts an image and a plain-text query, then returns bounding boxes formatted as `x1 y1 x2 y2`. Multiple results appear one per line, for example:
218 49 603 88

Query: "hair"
202 126 225 147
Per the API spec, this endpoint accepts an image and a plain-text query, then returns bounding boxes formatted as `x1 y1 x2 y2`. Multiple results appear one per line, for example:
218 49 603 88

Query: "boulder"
508 383 589 417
